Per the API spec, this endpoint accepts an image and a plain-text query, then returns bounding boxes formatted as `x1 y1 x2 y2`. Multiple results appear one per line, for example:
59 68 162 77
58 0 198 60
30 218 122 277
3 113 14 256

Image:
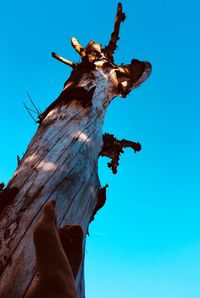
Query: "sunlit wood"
0 3 151 298
52 52 76 68
71 37 86 57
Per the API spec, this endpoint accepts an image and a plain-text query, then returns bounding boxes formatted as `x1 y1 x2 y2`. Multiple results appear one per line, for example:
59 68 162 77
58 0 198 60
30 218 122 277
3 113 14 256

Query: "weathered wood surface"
0 72 107 297
0 3 151 297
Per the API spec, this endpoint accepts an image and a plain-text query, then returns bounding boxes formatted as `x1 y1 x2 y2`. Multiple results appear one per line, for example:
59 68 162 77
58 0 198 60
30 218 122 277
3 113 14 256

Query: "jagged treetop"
51 2 152 98
37 3 152 124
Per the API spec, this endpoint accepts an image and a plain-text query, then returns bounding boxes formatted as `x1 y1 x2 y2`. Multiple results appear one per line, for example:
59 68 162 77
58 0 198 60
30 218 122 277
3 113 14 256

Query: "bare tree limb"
104 2 126 59
23 102 37 123
52 52 76 68
27 92 40 115
71 37 86 58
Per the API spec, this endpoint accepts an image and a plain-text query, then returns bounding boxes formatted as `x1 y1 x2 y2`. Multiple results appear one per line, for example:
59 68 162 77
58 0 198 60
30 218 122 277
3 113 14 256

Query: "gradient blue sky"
0 1 200 297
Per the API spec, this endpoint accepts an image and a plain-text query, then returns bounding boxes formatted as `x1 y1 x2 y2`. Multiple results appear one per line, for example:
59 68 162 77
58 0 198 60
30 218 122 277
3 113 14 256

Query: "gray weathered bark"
0 3 151 297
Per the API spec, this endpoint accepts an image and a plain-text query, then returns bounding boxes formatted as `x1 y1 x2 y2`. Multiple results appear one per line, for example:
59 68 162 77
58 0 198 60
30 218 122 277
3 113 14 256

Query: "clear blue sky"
0 1 200 297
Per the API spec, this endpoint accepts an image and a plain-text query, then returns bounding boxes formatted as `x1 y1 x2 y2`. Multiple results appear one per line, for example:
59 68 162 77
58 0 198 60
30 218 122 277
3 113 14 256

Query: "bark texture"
0 3 151 297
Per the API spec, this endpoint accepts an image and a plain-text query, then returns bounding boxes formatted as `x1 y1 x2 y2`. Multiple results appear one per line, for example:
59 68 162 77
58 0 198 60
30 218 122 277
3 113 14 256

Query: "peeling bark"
100 133 141 174
0 186 19 215
89 184 108 224
0 3 151 298
0 183 5 191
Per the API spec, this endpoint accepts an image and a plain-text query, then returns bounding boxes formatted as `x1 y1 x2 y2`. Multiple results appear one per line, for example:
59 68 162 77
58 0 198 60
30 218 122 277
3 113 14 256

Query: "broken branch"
71 37 86 58
23 102 37 123
27 92 40 115
52 52 76 68
104 2 126 59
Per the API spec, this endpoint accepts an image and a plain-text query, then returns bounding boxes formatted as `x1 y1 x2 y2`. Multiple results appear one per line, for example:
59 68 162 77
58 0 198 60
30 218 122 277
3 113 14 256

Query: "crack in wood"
2 122 102 274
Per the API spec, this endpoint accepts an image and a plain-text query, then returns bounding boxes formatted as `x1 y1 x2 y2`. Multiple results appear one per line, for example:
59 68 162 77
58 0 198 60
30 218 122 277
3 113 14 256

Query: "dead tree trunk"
0 3 151 297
